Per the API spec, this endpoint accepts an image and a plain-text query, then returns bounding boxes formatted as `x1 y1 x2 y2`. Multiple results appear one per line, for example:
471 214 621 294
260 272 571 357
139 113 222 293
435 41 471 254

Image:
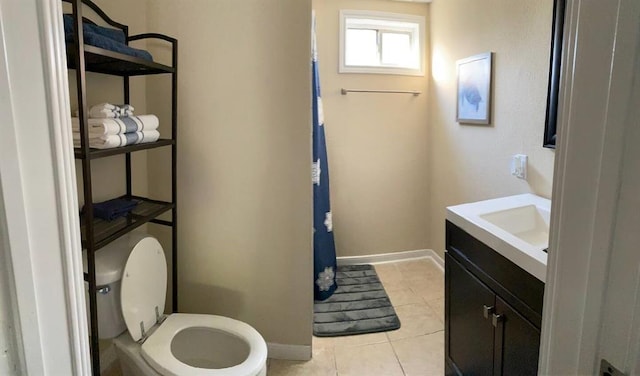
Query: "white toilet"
87 233 267 376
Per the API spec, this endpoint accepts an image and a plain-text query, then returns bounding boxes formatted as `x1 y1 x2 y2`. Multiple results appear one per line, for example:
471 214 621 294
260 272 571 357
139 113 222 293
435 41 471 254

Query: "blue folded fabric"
86 22 126 44
90 198 138 221
63 15 126 44
84 32 154 61
63 14 153 61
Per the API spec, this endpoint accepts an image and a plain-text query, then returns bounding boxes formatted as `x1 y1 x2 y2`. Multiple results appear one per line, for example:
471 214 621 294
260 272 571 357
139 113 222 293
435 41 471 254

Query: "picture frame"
543 0 566 148
456 52 493 125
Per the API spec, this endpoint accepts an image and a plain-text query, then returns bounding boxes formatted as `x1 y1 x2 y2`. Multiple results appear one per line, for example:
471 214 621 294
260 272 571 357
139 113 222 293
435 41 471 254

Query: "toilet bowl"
89 234 267 376
113 314 267 376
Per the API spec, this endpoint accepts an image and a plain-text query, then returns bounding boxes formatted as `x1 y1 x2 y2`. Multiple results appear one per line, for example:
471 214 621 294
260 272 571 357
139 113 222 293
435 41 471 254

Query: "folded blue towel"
63 15 126 44
90 198 139 221
63 14 153 61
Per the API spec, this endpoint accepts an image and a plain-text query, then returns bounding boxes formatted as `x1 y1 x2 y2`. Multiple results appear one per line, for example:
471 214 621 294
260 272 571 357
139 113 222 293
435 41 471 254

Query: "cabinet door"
494 296 540 376
446 253 496 375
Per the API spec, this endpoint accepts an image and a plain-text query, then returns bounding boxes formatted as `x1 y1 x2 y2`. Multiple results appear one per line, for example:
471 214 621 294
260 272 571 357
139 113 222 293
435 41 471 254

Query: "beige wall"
313 0 430 257
145 0 313 347
428 0 556 255
65 0 557 350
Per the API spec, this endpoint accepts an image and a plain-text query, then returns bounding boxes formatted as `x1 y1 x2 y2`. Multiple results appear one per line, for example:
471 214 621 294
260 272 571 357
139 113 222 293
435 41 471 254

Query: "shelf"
81 196 174 251
67 2 179 374
74 138 174 159
67 43 174 76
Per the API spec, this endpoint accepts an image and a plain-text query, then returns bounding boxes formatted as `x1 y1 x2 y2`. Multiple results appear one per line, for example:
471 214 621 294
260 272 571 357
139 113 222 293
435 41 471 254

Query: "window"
340 10 425 76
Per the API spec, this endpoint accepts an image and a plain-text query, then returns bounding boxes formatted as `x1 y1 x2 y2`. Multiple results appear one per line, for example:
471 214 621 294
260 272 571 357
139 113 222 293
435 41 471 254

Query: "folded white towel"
71 115 159 136
73 130 160 149
74 103 135 119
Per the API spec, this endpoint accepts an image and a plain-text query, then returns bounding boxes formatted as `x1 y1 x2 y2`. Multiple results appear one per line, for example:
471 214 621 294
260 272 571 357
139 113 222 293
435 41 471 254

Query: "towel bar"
340 88 421 96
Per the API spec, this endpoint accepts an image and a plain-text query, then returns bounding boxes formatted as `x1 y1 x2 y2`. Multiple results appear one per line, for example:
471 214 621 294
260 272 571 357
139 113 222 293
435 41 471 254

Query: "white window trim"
339 10 425 76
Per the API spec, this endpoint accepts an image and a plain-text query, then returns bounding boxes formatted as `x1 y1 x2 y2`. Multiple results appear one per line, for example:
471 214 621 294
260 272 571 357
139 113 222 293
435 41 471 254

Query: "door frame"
539 0 640 374
0 0 89 374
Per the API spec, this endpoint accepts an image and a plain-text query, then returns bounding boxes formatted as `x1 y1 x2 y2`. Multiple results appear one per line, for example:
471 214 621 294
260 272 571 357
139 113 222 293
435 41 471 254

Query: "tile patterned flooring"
268 258 445 376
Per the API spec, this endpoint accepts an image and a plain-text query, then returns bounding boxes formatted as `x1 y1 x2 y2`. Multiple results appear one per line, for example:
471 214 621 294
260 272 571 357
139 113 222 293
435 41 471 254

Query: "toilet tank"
83 232 152 339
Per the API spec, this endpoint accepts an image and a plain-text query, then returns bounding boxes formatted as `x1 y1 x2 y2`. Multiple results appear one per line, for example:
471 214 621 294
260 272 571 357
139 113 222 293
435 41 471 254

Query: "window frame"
339 10 426 76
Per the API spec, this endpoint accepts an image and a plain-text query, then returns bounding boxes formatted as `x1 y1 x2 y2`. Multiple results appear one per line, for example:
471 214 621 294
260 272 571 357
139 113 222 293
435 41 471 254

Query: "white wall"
145 0 314 348
313 0 431 257
428 0 556 255
598 44 640 372
0 198 19 376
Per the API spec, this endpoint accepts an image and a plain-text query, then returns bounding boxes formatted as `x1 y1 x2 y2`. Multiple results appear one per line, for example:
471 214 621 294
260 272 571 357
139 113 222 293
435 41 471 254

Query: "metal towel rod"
341 88 421 96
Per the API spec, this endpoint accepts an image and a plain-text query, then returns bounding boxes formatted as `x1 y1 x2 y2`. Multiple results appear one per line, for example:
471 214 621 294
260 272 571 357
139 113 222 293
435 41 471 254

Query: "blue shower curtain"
312 11 338 301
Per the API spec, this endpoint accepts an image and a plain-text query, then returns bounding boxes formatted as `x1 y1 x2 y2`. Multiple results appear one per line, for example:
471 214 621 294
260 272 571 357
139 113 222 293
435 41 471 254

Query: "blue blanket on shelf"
63 14 153 61
88 198 139 221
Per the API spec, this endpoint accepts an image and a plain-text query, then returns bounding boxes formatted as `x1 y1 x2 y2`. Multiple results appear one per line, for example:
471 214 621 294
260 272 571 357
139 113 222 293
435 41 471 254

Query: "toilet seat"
120 237 167 342
141 313 267 376
119 238 267 376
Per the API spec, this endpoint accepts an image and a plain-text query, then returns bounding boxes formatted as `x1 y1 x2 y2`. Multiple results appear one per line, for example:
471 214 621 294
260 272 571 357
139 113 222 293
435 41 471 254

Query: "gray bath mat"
313 264 401 337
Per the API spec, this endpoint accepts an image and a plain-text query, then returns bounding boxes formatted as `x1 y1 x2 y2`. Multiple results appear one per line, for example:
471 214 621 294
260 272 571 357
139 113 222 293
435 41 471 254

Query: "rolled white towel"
73 130 160 149
74 103 135 118
71 115 159 136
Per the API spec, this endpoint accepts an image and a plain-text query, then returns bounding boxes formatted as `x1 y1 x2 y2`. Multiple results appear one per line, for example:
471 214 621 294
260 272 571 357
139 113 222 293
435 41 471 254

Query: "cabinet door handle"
483 305 495 319
492 313 504 327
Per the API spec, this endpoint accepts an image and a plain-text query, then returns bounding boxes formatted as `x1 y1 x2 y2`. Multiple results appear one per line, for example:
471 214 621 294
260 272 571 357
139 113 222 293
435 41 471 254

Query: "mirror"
543 0 566 149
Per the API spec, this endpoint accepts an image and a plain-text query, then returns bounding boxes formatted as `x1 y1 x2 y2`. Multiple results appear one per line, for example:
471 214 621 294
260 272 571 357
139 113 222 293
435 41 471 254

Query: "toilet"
87 233 267 376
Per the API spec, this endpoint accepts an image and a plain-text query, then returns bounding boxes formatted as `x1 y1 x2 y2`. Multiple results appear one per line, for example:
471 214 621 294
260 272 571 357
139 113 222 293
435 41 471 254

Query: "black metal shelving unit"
64 1 178 374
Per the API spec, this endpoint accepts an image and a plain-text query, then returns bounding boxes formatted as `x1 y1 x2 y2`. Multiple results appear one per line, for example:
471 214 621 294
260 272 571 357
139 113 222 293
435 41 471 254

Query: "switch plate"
511 154 528 179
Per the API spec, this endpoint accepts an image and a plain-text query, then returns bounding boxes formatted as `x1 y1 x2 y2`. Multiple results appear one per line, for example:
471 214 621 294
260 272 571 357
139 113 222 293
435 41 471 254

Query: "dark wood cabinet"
446 253 494 375
495 296 540 375
445 221 544 376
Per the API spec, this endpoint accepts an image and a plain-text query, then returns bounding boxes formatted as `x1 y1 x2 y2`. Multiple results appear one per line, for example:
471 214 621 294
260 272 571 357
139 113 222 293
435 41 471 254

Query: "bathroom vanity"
444 194 549 376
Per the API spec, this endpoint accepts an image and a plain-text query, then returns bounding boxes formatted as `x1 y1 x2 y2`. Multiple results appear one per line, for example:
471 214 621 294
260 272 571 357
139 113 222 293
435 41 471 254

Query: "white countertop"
446 194 550 282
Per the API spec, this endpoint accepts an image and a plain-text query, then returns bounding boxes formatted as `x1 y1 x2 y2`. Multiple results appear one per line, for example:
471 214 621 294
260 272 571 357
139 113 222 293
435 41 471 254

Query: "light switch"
511 154 528 179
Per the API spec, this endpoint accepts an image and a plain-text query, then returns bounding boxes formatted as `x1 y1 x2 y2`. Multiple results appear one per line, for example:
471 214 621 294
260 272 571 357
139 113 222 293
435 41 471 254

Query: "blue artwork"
460 81 482 112
457 53 492 124
312 11 338 301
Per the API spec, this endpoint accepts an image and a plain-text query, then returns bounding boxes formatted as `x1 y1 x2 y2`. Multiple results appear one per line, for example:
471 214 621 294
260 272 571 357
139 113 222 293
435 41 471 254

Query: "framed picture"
456 52 493 124
543 0 566 148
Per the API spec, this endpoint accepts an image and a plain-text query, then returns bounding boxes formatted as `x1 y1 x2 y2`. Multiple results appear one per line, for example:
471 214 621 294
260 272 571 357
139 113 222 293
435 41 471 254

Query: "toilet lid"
120 237 167 342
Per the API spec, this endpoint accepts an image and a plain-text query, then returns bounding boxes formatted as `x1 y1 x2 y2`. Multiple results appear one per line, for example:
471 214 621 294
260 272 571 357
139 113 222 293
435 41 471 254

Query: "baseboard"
430 250 445 269
267 343 311 361
337 248 444 270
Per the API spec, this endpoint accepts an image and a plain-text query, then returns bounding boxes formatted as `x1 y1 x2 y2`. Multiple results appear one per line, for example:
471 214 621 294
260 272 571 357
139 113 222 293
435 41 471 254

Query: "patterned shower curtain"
312 11 338 301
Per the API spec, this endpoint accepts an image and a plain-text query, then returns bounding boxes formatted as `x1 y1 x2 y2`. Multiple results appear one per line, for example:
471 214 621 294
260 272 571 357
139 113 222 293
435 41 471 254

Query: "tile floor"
268 258 445 376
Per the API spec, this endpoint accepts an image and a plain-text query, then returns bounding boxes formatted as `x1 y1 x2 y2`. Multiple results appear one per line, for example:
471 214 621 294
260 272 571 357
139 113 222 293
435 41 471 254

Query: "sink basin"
479 205 550 248
446 194 551 282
